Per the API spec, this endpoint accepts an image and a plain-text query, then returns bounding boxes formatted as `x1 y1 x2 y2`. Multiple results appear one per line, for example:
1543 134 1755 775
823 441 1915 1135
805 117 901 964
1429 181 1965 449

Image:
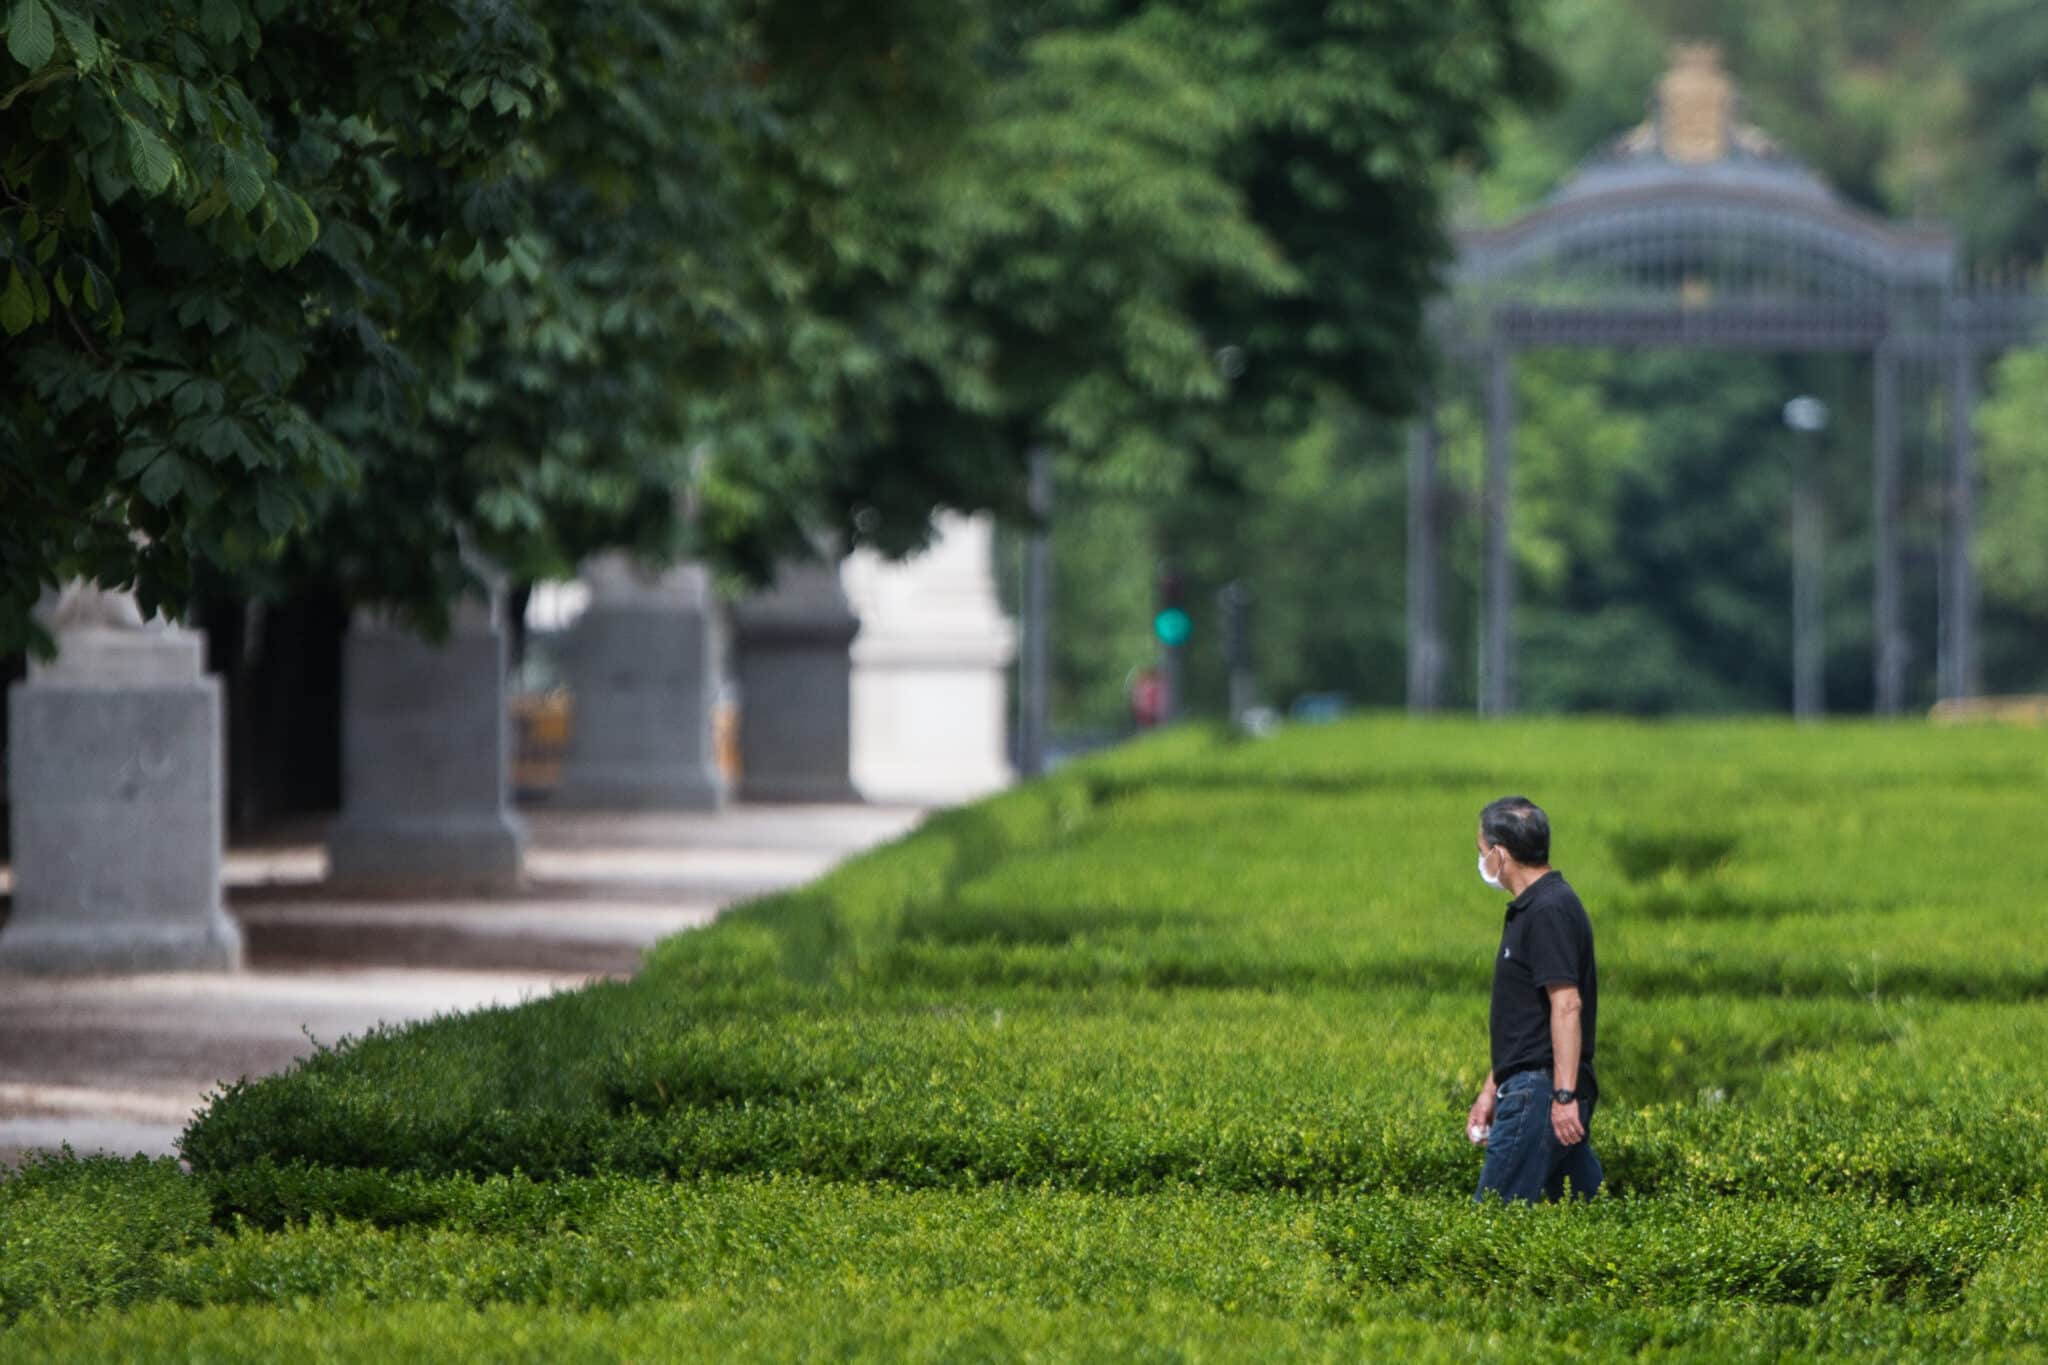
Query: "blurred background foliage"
6 0 2047 729
1038 0 2048 733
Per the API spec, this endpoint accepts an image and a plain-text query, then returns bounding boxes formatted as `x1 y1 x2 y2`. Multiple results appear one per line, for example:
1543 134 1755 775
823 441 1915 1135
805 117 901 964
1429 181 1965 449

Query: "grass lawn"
5 716 2047 1360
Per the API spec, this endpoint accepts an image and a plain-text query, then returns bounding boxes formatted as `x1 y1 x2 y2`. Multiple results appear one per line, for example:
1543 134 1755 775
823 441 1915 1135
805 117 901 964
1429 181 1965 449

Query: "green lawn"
6 717 2048 1360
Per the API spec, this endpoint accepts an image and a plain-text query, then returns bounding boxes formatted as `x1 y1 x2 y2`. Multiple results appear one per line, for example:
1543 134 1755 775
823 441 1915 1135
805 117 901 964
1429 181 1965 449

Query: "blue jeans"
1474 1069 1603 1204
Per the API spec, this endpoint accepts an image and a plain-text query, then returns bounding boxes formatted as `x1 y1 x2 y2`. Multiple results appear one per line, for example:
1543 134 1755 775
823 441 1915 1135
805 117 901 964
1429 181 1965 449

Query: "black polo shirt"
1489 869 1598 1101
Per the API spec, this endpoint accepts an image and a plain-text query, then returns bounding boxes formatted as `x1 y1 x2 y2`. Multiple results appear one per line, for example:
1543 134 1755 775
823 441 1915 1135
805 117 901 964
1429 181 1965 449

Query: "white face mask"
1478 848 1507 891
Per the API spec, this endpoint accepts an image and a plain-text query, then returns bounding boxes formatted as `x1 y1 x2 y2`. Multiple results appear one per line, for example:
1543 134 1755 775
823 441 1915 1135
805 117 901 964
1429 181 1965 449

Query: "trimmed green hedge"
177 988 2046 1202
6 1162 2046 1357
10 716 2048 1356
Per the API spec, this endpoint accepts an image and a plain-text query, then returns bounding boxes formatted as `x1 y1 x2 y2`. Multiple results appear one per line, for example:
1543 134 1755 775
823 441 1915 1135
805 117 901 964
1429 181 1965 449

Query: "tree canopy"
1040 0 2048 730
2 0 1554 653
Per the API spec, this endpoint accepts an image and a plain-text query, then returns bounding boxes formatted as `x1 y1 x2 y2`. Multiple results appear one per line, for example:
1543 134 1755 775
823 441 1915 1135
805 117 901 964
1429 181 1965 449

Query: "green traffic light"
1153 607 1192 646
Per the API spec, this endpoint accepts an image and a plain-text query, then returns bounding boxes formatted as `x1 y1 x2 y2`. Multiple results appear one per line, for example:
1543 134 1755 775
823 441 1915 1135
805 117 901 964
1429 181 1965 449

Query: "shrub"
0 1153 212 1321
21 715 2048 1356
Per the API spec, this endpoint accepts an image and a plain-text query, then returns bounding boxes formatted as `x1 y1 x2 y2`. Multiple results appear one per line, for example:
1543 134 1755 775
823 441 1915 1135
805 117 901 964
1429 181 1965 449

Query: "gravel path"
0 803 925 1166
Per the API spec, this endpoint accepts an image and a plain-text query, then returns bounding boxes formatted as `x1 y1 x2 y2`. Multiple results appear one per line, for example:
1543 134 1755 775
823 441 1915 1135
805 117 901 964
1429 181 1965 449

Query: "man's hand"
1468 1080 1497 1145
1551 1097 1585 1146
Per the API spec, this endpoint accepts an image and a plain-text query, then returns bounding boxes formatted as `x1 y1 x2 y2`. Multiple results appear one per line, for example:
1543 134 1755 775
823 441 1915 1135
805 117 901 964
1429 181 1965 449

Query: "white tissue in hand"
1468 1123 1489 1145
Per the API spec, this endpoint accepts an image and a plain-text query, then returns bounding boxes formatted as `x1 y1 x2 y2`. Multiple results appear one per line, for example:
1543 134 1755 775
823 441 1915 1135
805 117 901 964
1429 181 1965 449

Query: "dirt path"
0 803 924 1166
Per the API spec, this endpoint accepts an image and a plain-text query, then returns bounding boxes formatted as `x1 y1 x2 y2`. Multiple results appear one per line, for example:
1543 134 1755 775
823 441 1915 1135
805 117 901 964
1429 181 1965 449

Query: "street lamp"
1781 397 1828 721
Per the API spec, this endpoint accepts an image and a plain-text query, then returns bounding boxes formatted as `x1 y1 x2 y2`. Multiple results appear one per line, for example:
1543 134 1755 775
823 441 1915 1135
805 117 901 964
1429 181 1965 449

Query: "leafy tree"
280 0 988 614
1126 0 2048 722
813 1 1558 558
1939 0 2048 265
1973 347 2048 688
3 0 1562 709
1 0 989 651
0 0 550 651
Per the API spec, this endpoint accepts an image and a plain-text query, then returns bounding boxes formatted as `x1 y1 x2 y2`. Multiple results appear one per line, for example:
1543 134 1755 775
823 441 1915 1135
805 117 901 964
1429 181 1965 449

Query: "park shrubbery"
8 716 2048 1358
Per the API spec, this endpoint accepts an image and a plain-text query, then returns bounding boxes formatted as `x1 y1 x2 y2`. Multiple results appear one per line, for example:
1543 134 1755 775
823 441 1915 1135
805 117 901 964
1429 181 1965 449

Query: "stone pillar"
1939 339 1980 703
1405 399 1445 713
1871 342 1906 716
326 599 524 890
553 554 727 809
1479 340 1516 717
1016 451 1054 778
731 557 861 803
0 585 241 974
842 513 1016 805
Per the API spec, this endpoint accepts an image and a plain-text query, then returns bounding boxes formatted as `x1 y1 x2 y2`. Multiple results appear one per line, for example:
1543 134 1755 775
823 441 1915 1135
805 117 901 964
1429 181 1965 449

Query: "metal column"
1939 339 1980 702
1791 464 1825 721
1871 343 1906 716
1479 344 1515 716
1018 446 1054 775
1405 399 1444 712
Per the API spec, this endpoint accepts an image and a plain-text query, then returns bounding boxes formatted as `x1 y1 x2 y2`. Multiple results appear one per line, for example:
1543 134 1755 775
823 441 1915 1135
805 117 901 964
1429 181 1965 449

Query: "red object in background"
1131 667 1167 729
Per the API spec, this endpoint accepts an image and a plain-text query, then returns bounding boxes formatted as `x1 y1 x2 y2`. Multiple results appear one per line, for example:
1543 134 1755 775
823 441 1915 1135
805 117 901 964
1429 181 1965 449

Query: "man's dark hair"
1481 796 1550 865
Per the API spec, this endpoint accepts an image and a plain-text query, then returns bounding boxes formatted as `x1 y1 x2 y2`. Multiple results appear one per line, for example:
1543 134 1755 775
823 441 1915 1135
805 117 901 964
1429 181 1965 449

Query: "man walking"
1466 795 1603 1203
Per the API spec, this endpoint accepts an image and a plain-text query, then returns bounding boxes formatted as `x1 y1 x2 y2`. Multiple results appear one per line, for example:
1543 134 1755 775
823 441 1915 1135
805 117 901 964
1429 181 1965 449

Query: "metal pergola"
1409 45 2048 716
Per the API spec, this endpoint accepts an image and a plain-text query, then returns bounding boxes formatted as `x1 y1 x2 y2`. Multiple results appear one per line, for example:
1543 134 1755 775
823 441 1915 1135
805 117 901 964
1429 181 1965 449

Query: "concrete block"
326 614 525 891
733 559 861 804
554 560 727 810
1 665 241 975
843 513 1017 804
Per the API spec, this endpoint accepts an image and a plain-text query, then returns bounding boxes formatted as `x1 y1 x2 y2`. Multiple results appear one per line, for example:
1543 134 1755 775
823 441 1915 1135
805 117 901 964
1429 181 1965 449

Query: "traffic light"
1153 570 1191 646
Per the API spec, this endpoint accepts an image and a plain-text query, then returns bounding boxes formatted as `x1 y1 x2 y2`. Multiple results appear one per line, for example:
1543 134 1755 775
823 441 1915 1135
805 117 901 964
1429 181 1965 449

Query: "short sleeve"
1521 906 1582 989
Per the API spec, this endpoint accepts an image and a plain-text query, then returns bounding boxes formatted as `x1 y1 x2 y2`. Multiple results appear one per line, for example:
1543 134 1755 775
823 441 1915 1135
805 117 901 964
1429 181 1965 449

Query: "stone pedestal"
842 513 1017 804
554 555 727 809
327 604 525 891
1 597 241 974
732 558 861 803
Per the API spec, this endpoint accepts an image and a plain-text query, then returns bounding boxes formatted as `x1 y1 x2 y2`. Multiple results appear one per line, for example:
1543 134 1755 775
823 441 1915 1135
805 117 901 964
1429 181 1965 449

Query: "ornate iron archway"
1410 44 2048 716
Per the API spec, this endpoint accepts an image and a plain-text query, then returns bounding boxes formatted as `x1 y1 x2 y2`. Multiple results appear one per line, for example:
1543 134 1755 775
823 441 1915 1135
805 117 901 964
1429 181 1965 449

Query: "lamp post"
1019 446 1054 777
1782 396 1828 722
1217 578 1253 730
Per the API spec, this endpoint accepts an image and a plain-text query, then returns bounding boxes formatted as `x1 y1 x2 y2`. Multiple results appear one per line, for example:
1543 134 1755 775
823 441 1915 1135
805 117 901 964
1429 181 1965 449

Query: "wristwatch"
1550 1087 1578 1105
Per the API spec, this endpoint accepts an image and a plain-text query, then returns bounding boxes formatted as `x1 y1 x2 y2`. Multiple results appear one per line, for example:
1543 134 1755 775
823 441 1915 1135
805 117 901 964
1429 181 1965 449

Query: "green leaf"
128 64 166 113
6 0 55 71
200 0 239 47
108 372 138 420
171 31 205 75
114 442 163 478
180 78 208 129
186 182 230 226
280 188 318 251
255 483 296 537
137 452 185 505
221 150 264 213
126 119 177 195
183 461 220 508
0 265 33 334
49 0 97 69
226 418 265 469
194 414 233 460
